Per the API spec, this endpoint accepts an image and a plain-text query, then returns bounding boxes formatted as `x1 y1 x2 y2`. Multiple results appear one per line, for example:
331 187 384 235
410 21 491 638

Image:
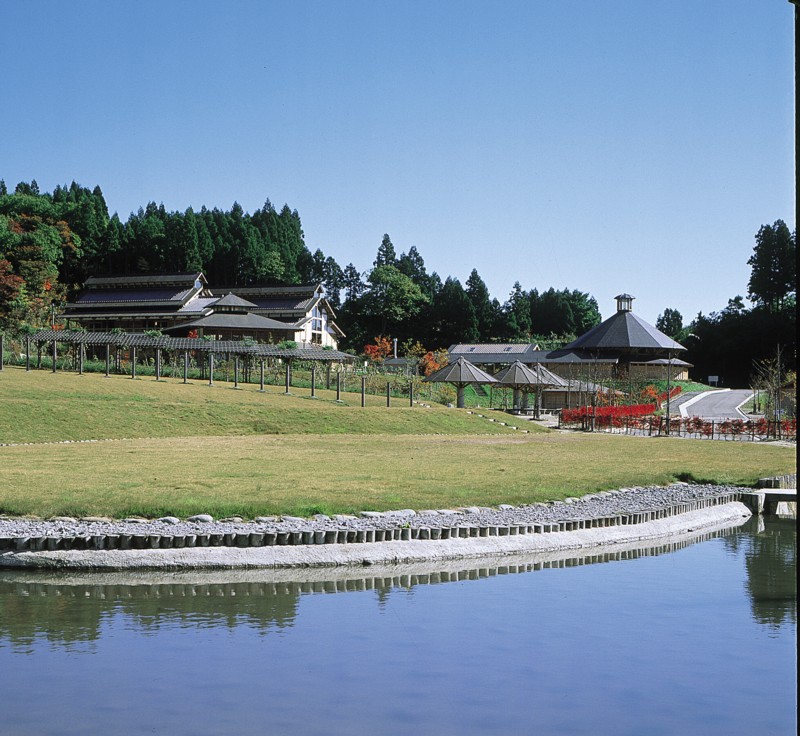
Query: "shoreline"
1 498 752 570
0 510 753 585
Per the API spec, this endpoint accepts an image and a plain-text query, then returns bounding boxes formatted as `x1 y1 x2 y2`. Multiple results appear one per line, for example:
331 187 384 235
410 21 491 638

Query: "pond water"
0 517 795 736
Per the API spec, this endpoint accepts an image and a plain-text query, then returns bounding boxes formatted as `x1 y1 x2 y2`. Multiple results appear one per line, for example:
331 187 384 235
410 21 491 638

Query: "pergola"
23 329 356 387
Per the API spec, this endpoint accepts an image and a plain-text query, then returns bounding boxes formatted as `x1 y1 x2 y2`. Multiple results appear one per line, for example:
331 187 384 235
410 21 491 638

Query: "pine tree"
465 268 494 341
373 233 396 268
747 220 796 312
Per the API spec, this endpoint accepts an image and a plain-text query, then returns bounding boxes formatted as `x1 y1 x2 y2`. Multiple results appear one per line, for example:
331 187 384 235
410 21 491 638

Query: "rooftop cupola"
614 293 635 313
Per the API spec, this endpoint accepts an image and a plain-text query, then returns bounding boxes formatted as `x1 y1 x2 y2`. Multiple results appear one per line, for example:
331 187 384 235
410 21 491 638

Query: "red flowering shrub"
561 404 656 427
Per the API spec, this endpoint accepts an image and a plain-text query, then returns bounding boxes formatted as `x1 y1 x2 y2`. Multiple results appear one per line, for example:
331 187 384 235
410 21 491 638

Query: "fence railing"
559 413 796 441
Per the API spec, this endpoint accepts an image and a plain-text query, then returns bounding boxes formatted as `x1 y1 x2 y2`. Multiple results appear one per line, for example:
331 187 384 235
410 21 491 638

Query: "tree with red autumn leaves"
363 336 393 363
419 350 449 376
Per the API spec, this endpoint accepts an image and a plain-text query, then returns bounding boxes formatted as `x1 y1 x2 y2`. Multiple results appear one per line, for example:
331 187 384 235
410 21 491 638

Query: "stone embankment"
0 483 751 566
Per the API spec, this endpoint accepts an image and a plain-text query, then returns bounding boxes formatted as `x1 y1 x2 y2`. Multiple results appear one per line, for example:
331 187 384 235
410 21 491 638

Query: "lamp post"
665 350 672 435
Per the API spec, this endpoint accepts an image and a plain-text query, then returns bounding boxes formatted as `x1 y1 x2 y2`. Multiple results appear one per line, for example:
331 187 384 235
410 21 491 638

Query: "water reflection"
723 516 797 630
0 517 795 736
2 517 783 650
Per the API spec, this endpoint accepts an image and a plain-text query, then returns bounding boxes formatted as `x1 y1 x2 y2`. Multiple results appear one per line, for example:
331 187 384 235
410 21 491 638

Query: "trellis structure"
19 330 356 386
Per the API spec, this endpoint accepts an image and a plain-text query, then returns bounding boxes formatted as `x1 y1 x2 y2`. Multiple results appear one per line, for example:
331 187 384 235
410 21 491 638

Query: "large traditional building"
62 273 343 349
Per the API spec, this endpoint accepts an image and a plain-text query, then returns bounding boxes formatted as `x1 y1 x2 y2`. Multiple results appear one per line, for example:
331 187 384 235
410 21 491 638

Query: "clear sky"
1 1 794 324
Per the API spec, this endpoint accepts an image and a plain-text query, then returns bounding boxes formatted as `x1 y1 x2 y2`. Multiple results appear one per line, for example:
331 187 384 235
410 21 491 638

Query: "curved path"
676 389 753 419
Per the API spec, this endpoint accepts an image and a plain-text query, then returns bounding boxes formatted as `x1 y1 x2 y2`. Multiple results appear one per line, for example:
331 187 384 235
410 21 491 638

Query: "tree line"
655 219 796 387
0 179 600 352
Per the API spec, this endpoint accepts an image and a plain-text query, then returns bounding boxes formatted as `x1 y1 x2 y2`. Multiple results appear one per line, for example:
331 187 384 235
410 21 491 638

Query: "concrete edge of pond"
0 502 752 571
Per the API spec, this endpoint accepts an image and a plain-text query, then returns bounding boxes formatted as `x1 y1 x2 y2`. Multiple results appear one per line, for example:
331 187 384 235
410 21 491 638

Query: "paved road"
676 389 753 420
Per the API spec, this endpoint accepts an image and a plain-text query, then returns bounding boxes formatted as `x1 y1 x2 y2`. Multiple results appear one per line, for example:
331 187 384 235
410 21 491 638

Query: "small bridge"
737 489 796 516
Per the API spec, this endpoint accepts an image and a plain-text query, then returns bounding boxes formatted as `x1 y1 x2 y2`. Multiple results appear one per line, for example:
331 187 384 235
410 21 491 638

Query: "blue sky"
1 1 794 324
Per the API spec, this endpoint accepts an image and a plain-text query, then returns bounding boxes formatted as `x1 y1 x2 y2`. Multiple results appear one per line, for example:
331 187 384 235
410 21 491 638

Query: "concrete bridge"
737 489 797 516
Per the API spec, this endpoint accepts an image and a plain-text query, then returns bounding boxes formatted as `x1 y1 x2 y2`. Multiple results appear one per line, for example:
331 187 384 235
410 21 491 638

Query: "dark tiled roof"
163 312 294 332
565 310 685 352
425 357 497 384
85 273 205 288
450 343 532 355
448 346 618 365
211 293 259 309
493 361 569 388
74 288 188 304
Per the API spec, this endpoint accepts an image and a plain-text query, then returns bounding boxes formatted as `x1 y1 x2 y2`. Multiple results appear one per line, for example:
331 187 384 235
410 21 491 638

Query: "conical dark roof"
424 357 497 384
566 310 685 352
212 292 258 310
494 360 569 388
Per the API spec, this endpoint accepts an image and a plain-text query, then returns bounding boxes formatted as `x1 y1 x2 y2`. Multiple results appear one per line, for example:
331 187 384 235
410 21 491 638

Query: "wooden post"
386 381 391 407
259 358 265 392
361 376 366 407
410 381 414 407
105 344 110 377
311 365 316 398
208 353 214 386
78 344 84 375
234 356 239 388
0 333 4 371
131 346 136 379
52 339 57 373
155 348 161 381
285 364 291 394
183 351 189 383
336 371 341 401
25 336 31 371
326 363 331 390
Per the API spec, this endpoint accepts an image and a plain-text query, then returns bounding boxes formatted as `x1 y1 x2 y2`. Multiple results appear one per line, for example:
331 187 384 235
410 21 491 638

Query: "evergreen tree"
342 263 365 302
429 277 479 347
656 308 683 338
500 282 532 341
747 220 796 312
373 233 396 268
465 268 495 341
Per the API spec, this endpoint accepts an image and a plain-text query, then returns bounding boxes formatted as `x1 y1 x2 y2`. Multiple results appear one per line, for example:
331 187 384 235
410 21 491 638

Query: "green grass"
0 366 794 519
0 366 513 443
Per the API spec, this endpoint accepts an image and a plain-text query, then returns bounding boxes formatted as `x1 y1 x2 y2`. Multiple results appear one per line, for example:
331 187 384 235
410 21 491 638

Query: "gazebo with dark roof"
566 294 686 355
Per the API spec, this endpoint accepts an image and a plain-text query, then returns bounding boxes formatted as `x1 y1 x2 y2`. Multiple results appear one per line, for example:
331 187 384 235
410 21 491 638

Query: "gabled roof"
85 273 206 288
66 273 209 314
449 343 542 364
565 310 685 352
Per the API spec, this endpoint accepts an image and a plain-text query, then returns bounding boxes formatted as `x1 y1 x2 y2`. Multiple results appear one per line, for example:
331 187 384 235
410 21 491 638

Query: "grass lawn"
0 367 794 519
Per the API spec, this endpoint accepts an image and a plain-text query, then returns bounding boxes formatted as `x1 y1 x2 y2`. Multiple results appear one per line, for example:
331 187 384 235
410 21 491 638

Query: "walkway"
674 389 753 420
